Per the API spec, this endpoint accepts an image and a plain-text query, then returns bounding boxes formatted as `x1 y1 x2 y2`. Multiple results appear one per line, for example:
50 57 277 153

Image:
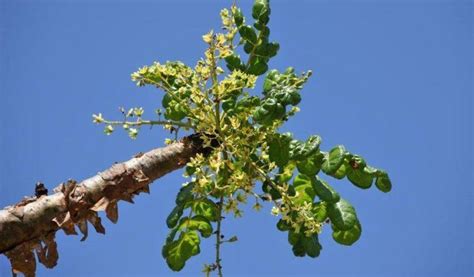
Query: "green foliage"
178 216 213 238
163 230 201 271
332 221 362 246
312 176 340 204
327 199 358 231
288 231 322 258
93 0 392 275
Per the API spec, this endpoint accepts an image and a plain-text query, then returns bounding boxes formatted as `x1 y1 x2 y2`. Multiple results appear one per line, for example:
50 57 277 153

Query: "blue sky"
0 0 472 276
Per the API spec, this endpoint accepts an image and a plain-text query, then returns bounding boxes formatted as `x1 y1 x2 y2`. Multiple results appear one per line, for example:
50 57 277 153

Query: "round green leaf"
296 152 324 176
304 235 322 258
312 202 328 222
293 174 316 204
332 221 362 246
268 133 292 167
327 199 357 231
238 25 257 44
375 171 392 193
322 145 346 175
276 219 290 231
178 216 213 238
187 199 218 222
252 0 270 24
278 162 296 183
312 176 340 203
166 205 184 228
332 163 347 179
165 231 201 271
347 167 373 189
176 183 195 206
247 60 268 76
233 7 244 27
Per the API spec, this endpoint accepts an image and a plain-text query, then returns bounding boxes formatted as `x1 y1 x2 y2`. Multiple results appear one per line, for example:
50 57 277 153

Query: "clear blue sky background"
0 0 472 276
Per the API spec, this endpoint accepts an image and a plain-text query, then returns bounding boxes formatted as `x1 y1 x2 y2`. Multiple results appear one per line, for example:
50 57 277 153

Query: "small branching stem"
210 37 226 277
215 196 224 277
102 119 192 129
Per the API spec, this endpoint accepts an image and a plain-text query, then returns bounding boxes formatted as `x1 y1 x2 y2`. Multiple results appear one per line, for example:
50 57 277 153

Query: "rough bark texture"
0 134 207 276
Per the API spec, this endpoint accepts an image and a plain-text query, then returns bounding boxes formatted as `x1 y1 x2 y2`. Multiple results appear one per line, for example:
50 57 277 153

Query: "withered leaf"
106 201 119 224
61 220 78 236
53 212 78 236
36 233 58 269
119 193 135 203
91 197 110 212
77 220 88 241
5 241 37 277
87 211 106 234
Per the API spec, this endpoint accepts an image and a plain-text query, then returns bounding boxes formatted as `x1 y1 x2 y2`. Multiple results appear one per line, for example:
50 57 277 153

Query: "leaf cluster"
93 0 392 274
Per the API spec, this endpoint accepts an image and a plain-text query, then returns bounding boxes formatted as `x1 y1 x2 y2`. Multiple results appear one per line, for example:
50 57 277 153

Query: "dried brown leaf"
105 201 119 224
36 233 58 269
87 211 106 234
119 193 135 203
5 241 37 277
91 197 110 212
77 220 88 241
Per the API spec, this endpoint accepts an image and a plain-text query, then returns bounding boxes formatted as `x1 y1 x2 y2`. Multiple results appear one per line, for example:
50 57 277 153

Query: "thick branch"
0 134 207 255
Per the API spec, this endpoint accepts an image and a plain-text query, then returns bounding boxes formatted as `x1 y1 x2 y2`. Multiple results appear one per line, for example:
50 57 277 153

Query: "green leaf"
244 41 253 54
239 25 257 44
327 199 357 231
187 199 218 221
347 166 373 189
176 183 195 206
262 180 281 200
292 239 306 257
224 54 244 71
349 155 367 169
164 231 201 271
253 98 286 125
276 219 290 231
178 216 213 238
267 42 279 57
165 102 187 121
303 235 322 258
268 133 292 167
233 7 244 27
255 42 280 58
185 166 196 176
252 0 270 24
296 152 324 176
290 136 321 160
332 163 347 179
162 93 172 108
247 60 268 76
162 227 179 258
278 162 296 183
375 171 392 193
289 231 322 258
288 230 299 245
293 174 316 204
312 176 340 203
261 69 311 110
167 205 184 228
322 145 346 175
263 69 278 93
332 221 362 246
312 202 328 222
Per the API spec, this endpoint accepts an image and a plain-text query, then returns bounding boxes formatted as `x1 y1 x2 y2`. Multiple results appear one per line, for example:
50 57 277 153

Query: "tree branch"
0 134 210 276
